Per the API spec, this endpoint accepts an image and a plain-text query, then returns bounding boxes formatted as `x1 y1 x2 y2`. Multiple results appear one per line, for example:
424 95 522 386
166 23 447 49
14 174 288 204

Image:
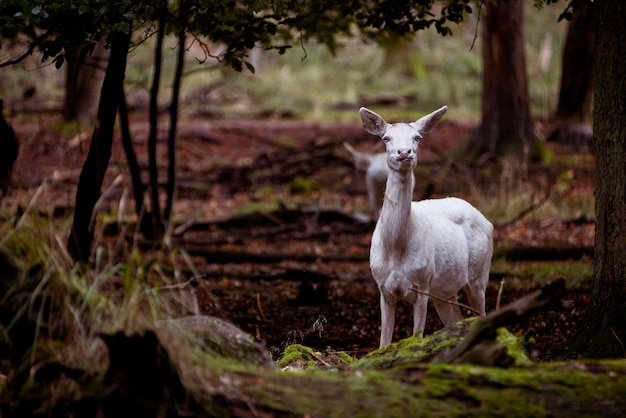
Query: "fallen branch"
434 279 567 365
495 278 506 311
256 292 288 332
409 285 481 316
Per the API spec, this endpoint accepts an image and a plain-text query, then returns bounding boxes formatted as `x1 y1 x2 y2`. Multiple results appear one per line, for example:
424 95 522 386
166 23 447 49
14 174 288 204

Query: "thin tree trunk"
569 0 626 359
68 30 131 263
147 7 167 242
469 0 535 160
164 30 186 222
118 87 146 223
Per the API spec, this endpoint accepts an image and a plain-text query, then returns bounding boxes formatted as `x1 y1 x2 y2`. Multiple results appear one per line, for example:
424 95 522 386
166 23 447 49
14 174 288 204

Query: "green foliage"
1 0 480 71
534 0 591 22
289 177 320 196
0 0 135 67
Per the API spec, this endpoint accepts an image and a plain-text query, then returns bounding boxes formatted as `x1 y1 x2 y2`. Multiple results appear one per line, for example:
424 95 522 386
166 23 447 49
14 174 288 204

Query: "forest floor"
3 108 595 362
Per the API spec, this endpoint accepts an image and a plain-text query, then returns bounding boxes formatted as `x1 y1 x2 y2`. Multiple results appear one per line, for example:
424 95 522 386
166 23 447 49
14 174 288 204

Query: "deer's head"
360 106 447 172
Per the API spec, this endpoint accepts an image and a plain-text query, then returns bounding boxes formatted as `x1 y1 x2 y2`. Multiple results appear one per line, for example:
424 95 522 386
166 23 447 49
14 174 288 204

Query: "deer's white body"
360 106 493 347
343 142 389 219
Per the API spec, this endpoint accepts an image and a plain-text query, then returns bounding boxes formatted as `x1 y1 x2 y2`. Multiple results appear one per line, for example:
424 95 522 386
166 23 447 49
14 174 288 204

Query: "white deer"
360 106 493 347
343 142 389 219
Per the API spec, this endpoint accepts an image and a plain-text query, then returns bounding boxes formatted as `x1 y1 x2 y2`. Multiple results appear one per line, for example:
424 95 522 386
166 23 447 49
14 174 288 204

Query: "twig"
0 29 54 68
256 292 287 331
306 348 331 367
409 285 481 315
609 328 626 357
496 278 505 311
470 0 485 52
154 276 199 291
256 292 269 322
505 189 553 226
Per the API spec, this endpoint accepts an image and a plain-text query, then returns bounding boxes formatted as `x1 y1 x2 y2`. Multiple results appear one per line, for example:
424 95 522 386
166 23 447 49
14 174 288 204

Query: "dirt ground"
3 109 595 362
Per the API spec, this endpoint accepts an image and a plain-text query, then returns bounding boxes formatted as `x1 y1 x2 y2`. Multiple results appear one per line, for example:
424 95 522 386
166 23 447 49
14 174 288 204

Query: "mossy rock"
278 344 356 369
354 317 531 370
160 315 274 368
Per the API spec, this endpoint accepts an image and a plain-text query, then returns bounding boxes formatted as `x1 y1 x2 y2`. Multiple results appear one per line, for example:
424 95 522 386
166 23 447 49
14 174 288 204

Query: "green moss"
272 136 297 147
233 200 282 216
496 328 533 366
335 351 356 365
532 139 554 165
354 318 532 370
289 177 320 196
48 119 80 135
253 185 276 199
278 344 318 368
354 318 479 370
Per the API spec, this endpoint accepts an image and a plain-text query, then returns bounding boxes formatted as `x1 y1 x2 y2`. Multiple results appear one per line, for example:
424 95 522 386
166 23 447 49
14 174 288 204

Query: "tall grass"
0 185 278 414
0 184 203 378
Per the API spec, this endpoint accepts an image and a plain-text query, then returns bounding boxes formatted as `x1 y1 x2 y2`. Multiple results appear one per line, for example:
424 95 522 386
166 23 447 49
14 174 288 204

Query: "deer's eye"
382 136 390 142
413 135 421 143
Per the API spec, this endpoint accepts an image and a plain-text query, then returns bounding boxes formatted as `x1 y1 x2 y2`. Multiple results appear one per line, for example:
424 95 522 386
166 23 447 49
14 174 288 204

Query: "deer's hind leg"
432 297 463 325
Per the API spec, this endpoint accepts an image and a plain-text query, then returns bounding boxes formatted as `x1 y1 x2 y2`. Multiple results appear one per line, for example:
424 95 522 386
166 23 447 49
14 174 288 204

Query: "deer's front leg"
379 293 397 347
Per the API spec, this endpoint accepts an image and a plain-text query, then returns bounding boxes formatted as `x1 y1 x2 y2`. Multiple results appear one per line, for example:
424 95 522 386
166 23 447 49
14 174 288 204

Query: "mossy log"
171 305 626 418
9 314 626 417
1 251 624 417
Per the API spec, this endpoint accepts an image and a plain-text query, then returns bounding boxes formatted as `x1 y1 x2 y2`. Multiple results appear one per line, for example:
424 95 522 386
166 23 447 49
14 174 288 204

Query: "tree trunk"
163 30 186 222
549 2 595 145
569 0 626 359
469 0 535 160
62 39 108 125
0 99 19 192
147 6 167 243
118 87 149 234
67 30 131 263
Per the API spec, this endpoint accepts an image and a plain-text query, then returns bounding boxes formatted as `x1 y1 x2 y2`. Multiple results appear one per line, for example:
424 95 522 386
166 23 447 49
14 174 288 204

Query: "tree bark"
569 0 626 359
163 30 186 222
469 0 535 160
147 5 167 243
67 30 131 263
118 87 148 235
0 99 19 191
62 39 108 125
549 1 595 145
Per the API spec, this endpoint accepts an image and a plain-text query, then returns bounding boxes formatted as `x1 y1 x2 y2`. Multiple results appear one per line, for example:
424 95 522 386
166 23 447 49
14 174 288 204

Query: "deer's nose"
396 148 412 158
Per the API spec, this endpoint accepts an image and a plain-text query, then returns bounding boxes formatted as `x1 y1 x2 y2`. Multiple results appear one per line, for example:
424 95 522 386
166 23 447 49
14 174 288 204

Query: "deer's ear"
360 107 387 137
411 106 447 134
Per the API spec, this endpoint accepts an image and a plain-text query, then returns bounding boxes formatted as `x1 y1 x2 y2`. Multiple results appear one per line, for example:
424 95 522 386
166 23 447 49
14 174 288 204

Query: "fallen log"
15 315 626 417
498 246 594 261
185 247 369 265
3 249 624 418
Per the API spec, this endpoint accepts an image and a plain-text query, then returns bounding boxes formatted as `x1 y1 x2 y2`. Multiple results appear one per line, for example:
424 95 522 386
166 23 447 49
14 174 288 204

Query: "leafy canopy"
0 0 475 71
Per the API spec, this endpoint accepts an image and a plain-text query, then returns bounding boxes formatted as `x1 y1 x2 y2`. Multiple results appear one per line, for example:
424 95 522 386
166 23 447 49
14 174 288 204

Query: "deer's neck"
378 169 414 248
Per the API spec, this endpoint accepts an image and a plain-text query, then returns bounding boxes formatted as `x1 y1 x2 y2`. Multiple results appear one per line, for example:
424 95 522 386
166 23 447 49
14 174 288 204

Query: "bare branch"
410 285 481 316
0 29 54 68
